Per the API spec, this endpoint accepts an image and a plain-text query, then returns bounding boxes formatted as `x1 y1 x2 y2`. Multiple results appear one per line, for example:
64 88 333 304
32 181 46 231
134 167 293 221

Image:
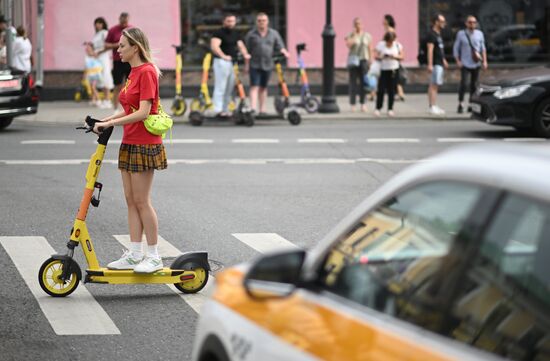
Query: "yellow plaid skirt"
118 144 167 172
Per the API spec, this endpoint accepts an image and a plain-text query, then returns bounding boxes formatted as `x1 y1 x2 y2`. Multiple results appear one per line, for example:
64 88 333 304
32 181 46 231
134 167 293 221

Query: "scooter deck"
85 267 197 284
255 113 284 120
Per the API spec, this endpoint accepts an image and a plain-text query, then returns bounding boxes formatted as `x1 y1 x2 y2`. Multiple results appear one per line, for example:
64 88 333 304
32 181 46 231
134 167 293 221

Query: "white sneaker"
100 100 113 109
388 110 395 117
107 250 143 270
134 256 163 274
374 109 381 117
429 106 445 115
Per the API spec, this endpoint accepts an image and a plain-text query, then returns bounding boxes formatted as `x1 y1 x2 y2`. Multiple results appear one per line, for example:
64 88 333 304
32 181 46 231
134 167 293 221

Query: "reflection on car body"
192 144 550 361
0 66 39 130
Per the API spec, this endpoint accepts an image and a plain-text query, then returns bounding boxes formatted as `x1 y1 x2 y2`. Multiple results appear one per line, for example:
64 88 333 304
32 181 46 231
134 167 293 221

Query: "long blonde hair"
122 27 161 77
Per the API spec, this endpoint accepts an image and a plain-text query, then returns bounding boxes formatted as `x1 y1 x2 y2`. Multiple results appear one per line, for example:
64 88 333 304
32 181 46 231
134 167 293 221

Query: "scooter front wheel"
190 98 204 112
171 259 209 294
171 98 187 116
304 96 320 113
38 258 81 297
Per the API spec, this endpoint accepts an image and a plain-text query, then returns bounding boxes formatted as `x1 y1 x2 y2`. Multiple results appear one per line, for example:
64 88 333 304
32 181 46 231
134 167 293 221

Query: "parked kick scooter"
189 54 254 127
294 43 319 113
38 117 210 297
273 54 301 125
171 44 187 117
188 52 237 126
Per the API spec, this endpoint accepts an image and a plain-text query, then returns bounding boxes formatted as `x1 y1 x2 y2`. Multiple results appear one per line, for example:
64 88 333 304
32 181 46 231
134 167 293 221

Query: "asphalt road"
0 118 544 361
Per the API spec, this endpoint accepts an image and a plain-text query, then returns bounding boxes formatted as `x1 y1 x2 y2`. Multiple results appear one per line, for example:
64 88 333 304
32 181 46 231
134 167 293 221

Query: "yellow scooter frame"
38 117 210 297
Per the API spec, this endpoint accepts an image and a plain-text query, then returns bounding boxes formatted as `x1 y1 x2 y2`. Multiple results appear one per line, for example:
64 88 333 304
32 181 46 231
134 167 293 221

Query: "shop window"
419 0 550 63
180 0 286 65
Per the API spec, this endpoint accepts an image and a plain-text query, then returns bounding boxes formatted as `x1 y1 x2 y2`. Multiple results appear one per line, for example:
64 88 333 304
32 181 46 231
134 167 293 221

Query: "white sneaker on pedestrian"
100 100 113 109
374 109 381 117
107 250 143 270
388 110 395 117
429 106 445 115
134 255 163 273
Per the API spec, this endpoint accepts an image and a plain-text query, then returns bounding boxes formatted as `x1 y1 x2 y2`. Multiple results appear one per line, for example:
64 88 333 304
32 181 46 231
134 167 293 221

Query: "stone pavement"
16 93 470 125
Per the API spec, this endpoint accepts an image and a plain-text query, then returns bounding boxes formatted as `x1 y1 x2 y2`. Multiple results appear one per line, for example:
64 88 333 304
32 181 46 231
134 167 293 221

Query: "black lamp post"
318 0 339 113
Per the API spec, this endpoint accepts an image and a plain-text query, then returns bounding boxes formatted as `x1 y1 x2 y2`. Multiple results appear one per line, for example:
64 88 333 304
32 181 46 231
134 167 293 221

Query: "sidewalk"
16 93 470 125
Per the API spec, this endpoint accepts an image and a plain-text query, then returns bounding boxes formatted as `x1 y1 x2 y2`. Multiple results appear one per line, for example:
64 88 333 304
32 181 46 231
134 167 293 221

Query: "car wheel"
199 336 230 361
0 117 13 130
533 98 550 138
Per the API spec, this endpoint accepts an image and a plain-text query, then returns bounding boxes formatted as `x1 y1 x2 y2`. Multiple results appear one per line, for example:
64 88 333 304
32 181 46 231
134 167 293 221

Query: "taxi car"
192 144 550 361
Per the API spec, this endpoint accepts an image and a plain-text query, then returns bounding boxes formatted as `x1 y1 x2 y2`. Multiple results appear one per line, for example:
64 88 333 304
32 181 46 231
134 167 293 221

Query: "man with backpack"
453 15 488 113
426 13 448 115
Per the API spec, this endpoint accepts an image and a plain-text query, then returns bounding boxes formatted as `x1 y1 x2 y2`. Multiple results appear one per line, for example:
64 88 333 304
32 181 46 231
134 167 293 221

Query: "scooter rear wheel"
244 112 255 127
38 258 81 297
171 98 187 116
304 96 320 113
189 111 204 126
171 259 209 294
287 110 301 125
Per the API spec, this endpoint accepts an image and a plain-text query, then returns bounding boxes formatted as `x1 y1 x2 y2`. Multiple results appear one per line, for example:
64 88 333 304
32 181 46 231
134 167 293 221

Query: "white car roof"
305 143 550 275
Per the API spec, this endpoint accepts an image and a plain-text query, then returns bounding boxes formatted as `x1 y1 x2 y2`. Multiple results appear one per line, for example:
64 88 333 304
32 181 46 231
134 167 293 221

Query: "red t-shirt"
119 63 161 144
105 24 131 61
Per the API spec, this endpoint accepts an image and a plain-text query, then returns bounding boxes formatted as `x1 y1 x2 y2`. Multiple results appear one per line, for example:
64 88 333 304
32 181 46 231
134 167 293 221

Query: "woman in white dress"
92 17 114 108
13 26 32 73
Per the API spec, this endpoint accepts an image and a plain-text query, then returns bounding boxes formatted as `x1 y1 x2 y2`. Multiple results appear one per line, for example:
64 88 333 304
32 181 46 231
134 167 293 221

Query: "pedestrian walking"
373 31 403 117
91 17 114 109
427 13 448 115
105 12 132 112
383 14 406 102
244 12 289 115
453 15 487 113
210 14 251 117
12 26 32 73
92 27 167 274
345 17 372 112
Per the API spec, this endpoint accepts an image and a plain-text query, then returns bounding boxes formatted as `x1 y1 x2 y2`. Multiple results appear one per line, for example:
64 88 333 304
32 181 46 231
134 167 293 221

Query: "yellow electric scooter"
38 117 209 297
171 44 187 116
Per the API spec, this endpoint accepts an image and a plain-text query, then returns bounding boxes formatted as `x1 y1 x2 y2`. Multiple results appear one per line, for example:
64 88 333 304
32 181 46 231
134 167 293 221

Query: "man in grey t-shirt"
244 12 289 114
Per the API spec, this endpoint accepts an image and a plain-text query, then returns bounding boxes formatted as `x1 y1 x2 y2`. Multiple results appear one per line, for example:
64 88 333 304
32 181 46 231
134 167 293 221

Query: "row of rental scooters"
170 43 320 127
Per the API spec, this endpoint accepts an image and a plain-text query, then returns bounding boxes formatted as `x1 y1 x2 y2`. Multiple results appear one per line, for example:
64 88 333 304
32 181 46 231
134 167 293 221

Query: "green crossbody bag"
143 101 173 139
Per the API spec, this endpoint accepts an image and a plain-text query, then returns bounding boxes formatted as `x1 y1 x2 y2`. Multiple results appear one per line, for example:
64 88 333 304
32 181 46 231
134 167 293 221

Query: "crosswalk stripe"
297 138 347 143
112 235 212 314
232 233 300 254
112 235 182 258
170 139 215 144
21 140 76 145
232 139 280 143
366 138 420 143
437 138 485 142
0 236 120 335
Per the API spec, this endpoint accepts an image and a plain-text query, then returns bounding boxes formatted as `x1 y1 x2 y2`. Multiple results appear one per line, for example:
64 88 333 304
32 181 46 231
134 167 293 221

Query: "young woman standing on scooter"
93 27 167 273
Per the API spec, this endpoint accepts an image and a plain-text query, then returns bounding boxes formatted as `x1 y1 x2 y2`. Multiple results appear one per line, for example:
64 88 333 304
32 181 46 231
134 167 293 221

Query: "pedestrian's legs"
458 67 469 103
348 66 359 108
428 84 437 107
469 67 480 101
213 58 231 113
359 60 367 107
376 70 389 110
222 65 235 113
258 87 268 113
249 86 259 112
387 70 397 111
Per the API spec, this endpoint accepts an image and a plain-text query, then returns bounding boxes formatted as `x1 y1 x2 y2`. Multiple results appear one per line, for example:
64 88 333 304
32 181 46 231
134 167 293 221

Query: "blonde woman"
345 17 372 112
93 27 167 273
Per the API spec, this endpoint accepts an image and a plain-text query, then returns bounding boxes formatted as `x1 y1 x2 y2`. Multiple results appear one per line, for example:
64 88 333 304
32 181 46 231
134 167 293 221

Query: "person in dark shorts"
105 12 132 111
93 27 167 274
244 12 289 114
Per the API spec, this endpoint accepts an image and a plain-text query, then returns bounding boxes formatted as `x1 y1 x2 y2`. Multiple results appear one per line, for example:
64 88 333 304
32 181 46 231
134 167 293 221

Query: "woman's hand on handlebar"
93 120 112 134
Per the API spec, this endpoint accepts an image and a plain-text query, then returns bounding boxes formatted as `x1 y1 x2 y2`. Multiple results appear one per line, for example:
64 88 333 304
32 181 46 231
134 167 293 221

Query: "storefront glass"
419 0 550 63
180 0 286 65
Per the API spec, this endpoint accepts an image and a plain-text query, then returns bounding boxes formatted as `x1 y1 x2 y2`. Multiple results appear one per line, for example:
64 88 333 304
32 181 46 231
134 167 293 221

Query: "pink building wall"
43 0 180 70
287 0 419 67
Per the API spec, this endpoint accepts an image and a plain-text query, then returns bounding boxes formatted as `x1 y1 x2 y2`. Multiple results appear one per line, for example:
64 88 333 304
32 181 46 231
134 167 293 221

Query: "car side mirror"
243 249 306 300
